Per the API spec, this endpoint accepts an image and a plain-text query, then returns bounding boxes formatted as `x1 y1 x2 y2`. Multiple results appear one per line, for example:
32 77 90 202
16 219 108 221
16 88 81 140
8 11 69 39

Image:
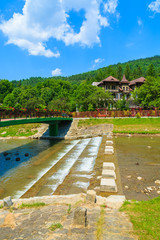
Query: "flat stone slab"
100 178 117 192
106 140 113 146
103 162 115 171
102 169 116 179
105 146 114 150
106 135 113 140
105 148 114 154
96 195 126 209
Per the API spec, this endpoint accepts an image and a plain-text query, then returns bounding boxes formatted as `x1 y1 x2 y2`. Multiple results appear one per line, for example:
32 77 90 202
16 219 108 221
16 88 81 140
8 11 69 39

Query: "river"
0 135 159 200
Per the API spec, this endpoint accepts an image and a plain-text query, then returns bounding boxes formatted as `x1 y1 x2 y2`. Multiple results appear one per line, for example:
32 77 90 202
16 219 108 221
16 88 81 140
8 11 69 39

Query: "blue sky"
0 0 160 81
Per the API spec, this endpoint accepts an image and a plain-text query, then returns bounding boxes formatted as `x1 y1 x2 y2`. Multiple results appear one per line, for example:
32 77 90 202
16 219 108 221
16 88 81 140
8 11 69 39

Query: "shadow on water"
0 139 61 177
41 121 72 138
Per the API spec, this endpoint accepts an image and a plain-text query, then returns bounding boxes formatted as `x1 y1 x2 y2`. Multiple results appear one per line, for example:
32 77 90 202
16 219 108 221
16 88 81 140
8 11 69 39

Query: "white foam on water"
72 174 91 179
77 137 102 173
46 138 91 193
77 157 96 172
73 181 90 189
88 137 102 156
14 140 80 199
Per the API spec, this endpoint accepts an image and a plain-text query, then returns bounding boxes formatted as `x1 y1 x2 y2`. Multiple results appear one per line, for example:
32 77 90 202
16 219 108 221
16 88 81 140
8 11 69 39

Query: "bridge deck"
0 117 73 136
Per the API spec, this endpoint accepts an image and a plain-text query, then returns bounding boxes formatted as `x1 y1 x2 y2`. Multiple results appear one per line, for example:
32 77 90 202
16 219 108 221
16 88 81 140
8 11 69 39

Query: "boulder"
3 196 13 207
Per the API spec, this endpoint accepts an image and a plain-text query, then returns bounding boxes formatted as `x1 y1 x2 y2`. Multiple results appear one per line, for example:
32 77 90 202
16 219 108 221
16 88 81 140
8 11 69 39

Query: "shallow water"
0 137 102 199
0 135 159 200
115 135 160 200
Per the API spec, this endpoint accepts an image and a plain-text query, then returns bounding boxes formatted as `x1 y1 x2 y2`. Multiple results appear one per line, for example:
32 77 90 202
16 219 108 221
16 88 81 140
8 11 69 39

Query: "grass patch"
0 123 41 137
96 206 105 240
19 202 45 209
0 204 3 209
49 222 63 231
67 204 71 214
78 118 160 134
120 197 160 240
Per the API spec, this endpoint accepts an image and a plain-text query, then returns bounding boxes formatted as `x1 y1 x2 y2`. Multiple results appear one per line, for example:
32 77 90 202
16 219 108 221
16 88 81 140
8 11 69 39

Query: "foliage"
0 80 13 103
124 64 131 80
96 206 105 240
1 56 160 111
114 97 129 110
120 197 160 240
147 63 156 76
19 202 45 208
49 223 63 231
135 76 160 107
136 112 141 118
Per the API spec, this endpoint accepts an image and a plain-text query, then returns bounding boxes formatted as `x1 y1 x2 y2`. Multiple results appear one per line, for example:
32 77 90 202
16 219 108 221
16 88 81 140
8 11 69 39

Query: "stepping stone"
105 146 114 150
106 135 113 140
100 178 117 192
106 140 113 146
105 148 114 154
102 169 116 179
103 162 115 171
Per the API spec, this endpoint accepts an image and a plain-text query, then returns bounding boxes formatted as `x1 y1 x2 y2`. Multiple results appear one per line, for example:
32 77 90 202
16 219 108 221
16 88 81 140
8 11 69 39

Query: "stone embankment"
65 119 113 139
0 193 137 240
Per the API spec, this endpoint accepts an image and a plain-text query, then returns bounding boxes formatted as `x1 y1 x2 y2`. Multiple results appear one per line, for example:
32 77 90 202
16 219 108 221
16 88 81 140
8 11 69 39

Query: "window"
126 87 128 91
123 87 125 91
112 86 115 90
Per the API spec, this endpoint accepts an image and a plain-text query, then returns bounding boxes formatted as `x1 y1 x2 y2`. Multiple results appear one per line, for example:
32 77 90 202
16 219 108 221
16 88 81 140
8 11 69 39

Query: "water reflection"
0 139 58 177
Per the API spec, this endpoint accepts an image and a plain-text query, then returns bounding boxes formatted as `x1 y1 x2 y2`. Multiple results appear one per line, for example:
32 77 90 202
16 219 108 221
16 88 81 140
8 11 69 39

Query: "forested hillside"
11 55 160 87
0 55 160 112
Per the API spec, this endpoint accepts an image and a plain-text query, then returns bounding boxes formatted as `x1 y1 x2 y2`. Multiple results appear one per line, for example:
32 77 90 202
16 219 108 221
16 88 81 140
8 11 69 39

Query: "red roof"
121 75 129 84
129 77 145 86
97 76 119 86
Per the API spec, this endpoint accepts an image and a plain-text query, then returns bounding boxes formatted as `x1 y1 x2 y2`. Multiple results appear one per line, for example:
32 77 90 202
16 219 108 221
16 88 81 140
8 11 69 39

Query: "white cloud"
126 42 134 48
92 57 104 69
137 18 143 26
0 0 119 57
148 0 160 13
52 68 62 76
104 0 118 14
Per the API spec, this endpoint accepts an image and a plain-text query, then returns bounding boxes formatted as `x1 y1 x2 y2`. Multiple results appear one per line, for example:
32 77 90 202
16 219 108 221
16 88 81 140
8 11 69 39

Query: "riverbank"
0 123 48 140
78 118 160 135
0 194 137 240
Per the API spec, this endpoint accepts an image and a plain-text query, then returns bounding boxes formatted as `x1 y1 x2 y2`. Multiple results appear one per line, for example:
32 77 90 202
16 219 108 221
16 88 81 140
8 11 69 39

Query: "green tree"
134 76 160 107
117 65 123 80
137 65 142 77
125 64 131 80
3 93 16 107
147 64 156 77
0 80 13 103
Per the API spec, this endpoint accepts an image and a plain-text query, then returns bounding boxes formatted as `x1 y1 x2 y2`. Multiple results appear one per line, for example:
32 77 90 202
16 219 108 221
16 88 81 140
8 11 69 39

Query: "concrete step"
102 169 116 179
105 148 114 154
103 162 115 171
100 178 117 192
106 140 113 146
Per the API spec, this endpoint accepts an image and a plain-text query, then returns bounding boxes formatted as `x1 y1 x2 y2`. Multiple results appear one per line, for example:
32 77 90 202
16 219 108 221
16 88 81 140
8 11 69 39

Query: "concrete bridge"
0 117 73 137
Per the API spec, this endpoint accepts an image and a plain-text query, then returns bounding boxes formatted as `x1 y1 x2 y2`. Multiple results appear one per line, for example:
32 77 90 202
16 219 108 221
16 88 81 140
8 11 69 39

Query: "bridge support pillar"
49 123 59 137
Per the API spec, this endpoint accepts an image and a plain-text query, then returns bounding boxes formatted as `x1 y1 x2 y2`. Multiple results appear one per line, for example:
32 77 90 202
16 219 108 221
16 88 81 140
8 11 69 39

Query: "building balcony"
106 89 119 93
